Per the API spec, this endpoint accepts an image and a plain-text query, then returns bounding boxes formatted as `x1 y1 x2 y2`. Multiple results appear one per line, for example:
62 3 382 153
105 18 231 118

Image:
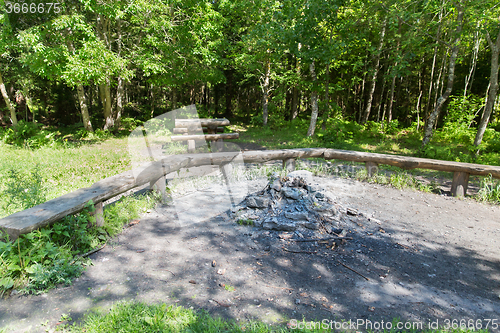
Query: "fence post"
283 158 296 172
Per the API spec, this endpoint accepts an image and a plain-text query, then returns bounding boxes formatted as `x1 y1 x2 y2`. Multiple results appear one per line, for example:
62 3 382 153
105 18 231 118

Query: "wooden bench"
171 118 239 152
2 148 499 240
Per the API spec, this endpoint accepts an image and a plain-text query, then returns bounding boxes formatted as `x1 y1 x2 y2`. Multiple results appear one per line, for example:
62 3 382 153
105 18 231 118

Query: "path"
1 171 500 332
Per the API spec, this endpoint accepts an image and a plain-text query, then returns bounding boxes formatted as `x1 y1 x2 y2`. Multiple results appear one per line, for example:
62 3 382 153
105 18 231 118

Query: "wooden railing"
1 148 499 240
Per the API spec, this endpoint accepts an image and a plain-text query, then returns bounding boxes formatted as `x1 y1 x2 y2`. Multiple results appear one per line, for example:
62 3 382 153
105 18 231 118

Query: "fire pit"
233 170 343 234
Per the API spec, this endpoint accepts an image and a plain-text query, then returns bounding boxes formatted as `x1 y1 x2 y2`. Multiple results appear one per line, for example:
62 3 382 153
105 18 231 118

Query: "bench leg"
451 171 469 197
217 138 224 152
220 163 235 208
283 158 296 172
150 175 168 204
94 201 105 227
187 139 195 153
365 161 379 177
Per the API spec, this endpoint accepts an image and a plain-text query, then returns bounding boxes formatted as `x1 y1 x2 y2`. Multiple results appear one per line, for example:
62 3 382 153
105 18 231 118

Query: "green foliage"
0 192 157 295
0 206 97 295
477 175 500 204
3 121 57 148
103 194 156 237
236 218 254 226
0 165 47 216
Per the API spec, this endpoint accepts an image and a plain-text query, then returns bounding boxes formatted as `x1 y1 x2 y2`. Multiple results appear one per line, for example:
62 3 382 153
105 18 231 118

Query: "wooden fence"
1 148 499 240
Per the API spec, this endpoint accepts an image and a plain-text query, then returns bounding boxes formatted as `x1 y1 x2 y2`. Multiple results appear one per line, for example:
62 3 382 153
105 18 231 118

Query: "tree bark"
100 81 114 130
307 61 319 137
474 29 500 148
387 19 401 124
362 17 387 124
0 71 17 126
424 4 443 120
322 61 330 130
422 4 464 146
464 24 481 99
115 18 124 130
262 54 271 127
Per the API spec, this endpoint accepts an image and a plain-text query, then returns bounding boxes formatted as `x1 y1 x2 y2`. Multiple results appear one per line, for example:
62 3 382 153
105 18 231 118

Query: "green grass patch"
236 218 254 226
49 300 492 333
0 137 131 219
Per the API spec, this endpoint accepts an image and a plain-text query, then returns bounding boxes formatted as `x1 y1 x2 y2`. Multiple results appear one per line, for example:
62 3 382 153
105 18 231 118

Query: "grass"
44 300 492 333
0 138 131 219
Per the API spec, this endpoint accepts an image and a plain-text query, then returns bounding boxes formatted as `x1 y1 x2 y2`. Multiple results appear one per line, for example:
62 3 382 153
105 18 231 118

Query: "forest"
0 0 499 159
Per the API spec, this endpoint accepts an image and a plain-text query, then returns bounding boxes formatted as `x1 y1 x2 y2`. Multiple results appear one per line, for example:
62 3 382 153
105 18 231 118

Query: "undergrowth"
0 193 157 296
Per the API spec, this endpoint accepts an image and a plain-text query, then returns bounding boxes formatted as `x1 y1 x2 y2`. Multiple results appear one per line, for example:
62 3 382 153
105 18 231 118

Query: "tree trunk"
100 81 114 130
387 20 401 124
76 85 93 131
115 18 124 130
0 71 17 126
322 61 330 130
262 55 271 127
291 55 299 120
377 67 389 122
424 4 443 120
362 17 387 124
307 61 319 137
464 23 481 99
64 35 93 131
225 69 233 118
422 5 465 146
474 29 500 148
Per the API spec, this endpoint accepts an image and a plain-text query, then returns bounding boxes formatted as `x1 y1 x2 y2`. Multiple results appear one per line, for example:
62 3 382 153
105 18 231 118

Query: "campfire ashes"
232 170 345 235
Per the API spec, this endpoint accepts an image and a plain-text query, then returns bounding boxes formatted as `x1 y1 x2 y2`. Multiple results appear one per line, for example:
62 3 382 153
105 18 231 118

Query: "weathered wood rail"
172 118 239 152
1 148 499 240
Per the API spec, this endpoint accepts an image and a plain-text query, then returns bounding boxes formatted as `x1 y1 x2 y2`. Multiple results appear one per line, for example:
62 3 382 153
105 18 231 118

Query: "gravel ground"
1 167 500 333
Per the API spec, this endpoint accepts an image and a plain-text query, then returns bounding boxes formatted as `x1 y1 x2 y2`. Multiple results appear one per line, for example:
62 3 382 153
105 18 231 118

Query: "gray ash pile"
232 170 343 233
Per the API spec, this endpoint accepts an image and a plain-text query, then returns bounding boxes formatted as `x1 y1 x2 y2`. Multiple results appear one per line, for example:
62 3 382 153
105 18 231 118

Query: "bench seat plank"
171 133 239 142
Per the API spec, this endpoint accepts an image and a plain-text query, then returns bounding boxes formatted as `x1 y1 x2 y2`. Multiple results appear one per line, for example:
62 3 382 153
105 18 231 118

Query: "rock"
270 179 282 191
285 212 309 221
306 184 319 193
312 202 336 213
262 218 297 231
346 207 358 216
299 221 319 230
246 196 270 208
282 187 301 200
315 192 324 199
231 205 245 213
295 299 301 305
287 170 313 183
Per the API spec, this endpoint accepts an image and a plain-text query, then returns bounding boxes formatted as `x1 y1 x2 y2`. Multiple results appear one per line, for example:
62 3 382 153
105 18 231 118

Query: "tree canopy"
0 0 499 149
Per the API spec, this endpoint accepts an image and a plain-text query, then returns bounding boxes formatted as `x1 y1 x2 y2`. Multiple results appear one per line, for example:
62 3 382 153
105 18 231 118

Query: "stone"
299 221 319 230
315 192 324 199
246 196 270 208
262 218 297 231
306 184 319 193
282 187 301 200
287 170 313 183
285 212 310 221
270 179 282 191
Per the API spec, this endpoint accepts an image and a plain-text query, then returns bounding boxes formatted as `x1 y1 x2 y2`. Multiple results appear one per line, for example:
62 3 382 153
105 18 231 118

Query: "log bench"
1 148 499 240
171 118 239 152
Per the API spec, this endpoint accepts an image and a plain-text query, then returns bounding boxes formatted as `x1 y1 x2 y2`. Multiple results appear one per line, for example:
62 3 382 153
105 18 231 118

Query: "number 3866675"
5 2 61 14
